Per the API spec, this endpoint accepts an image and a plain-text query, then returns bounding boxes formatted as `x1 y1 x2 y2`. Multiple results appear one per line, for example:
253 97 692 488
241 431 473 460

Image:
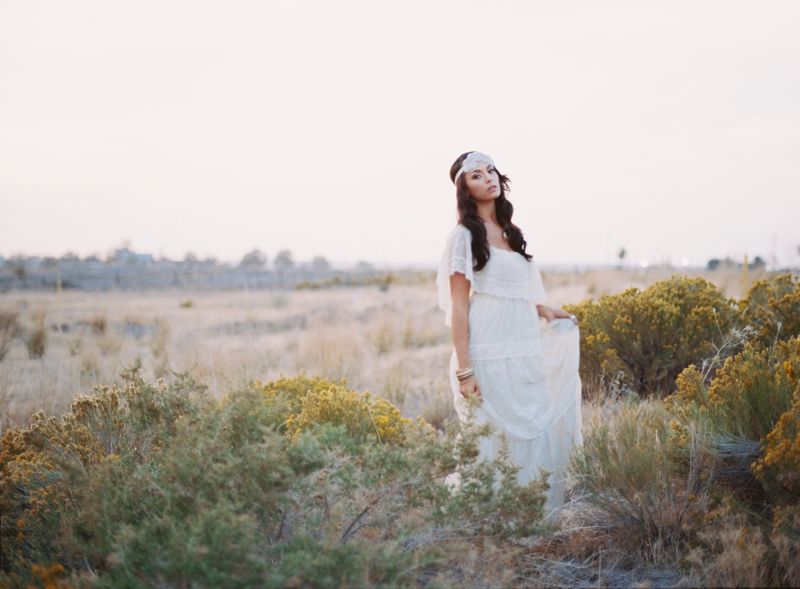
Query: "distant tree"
750 255 766 269
107 241 132 262
617 247 626 266
60 252 80 262
274 250 295 270
183 252 199 264
240 249 267 269
707 258 721 271
356 260 374 272
274 249 294 286
311 255 330 271
42 257 59 268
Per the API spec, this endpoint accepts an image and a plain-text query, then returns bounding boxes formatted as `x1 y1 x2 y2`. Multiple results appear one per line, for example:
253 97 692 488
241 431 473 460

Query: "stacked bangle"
456 367 475 384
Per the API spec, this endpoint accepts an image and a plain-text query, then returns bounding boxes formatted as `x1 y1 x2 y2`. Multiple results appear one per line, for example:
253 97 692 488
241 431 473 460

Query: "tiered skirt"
445 293 583 517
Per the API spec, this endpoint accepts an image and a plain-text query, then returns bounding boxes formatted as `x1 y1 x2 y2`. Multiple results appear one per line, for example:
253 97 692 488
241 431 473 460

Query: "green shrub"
564 276 737 399
1 368 549 588
738 273 800 349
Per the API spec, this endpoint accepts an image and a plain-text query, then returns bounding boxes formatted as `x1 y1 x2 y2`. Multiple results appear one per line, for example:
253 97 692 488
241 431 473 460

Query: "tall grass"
571 400 714 564
24 310 47 358
0 310 19 361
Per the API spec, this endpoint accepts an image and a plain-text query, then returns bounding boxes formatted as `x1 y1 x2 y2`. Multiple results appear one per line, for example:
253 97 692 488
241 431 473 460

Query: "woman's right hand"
459 377 482 402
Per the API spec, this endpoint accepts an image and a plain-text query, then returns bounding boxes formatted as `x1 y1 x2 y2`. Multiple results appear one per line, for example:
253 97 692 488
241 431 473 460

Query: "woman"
436 150 583 519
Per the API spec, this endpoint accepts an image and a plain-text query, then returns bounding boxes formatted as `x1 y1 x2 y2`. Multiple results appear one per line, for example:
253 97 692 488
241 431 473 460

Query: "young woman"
436 150 583 519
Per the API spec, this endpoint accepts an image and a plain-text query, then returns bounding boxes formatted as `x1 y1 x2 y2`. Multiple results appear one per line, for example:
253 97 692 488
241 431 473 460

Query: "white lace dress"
436 223 583 516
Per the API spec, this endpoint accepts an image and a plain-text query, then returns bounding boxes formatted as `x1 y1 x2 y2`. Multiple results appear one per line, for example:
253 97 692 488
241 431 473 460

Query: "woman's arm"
450 272 471 369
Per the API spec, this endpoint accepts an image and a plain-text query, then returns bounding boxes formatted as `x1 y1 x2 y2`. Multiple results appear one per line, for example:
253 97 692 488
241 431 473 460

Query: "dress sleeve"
528 258 547 306
436 225 473 327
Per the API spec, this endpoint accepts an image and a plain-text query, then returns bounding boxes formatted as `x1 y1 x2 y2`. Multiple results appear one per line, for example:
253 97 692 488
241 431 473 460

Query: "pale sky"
1 0 799 268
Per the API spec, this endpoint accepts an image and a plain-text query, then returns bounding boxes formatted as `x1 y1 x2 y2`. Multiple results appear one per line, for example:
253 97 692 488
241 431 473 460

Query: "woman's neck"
475 201 497 225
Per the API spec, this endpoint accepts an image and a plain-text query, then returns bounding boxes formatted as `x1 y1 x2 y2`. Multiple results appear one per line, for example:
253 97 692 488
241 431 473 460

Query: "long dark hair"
449 151 533 271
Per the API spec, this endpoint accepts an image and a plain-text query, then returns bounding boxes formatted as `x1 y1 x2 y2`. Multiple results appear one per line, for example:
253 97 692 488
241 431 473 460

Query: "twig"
340 488 392 544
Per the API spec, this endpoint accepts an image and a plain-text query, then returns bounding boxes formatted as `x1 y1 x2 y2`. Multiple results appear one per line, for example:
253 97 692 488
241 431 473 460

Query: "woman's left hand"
540 306 579 325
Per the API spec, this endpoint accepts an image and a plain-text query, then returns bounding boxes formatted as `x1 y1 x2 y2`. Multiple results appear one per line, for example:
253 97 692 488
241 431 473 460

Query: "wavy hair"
449 151 533 271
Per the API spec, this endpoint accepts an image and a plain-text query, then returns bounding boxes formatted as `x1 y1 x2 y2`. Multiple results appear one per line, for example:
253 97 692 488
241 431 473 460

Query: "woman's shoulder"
448 223 471 241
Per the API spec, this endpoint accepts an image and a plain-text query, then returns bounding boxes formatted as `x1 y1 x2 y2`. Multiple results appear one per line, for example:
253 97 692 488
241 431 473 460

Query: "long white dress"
436 223 583 517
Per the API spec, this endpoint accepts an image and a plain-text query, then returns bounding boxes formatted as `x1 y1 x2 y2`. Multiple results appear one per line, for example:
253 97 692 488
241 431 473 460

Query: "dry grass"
0 310 19 361
0 266 761 435
688 521 770 588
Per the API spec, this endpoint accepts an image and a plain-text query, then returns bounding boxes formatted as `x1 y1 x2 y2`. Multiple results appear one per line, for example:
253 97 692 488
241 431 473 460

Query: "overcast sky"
1 0 798 268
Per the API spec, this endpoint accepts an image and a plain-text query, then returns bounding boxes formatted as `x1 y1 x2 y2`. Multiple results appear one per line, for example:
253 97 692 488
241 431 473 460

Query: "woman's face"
463 162 500 202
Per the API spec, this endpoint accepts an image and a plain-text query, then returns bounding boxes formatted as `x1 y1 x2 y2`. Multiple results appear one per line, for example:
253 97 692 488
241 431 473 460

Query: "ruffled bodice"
436 223 547 327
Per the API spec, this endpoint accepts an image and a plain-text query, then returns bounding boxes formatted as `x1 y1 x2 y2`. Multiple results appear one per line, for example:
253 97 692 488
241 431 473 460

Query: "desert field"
4 263 798 588
0 265 761 433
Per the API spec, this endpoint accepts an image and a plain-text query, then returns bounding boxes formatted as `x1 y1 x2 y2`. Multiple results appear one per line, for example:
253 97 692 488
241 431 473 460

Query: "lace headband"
453 151 496 184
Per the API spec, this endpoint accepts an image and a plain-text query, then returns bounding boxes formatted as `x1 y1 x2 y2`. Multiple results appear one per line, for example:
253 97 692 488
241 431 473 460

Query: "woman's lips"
488 186 498 192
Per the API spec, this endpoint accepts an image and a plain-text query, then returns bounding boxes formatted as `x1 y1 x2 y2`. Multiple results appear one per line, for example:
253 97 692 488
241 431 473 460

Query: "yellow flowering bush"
0 409 105 569
751 344 800 500
0 359 209 583
665 337 800 503
251 374 415 446
667 365 708 413
564 276 737 398
667 341 798 429
739 273 800 349
705 341 797 440
662 365 713 466
752 390 800 500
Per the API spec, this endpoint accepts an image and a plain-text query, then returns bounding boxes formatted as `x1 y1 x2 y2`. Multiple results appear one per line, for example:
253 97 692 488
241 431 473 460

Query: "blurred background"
2 0 799 269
